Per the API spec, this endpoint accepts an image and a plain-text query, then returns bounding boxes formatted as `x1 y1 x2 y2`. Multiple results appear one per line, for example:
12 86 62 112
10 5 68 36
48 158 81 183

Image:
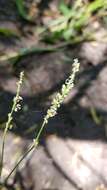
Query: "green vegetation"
0 0 106 65
15 0 33 21
0 1 107 189
43 0 107 43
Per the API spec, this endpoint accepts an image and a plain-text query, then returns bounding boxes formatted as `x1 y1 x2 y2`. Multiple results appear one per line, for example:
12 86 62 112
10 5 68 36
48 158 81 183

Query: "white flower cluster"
14 71 24 112
44 59 80 124
14 96 23 112
7 71 24 130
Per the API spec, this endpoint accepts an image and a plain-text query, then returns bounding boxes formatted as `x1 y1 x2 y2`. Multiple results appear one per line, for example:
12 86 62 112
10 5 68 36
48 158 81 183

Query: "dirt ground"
0 1 107 190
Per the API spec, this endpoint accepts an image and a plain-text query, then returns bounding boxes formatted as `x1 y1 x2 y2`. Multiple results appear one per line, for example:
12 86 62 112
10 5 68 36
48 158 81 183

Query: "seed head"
44 59 80 124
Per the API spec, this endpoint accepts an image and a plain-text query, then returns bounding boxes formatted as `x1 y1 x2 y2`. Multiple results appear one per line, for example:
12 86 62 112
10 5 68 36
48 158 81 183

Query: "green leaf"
0 28 19 37
59 1 71 16
90 107 102 125
63 28 74 40
15 0 31 21
87 0 106 13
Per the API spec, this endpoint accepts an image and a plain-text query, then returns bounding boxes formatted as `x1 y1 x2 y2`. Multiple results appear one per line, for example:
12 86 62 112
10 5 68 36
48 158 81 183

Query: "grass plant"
0 72 24 180
0 59 80 187
44 0 107 42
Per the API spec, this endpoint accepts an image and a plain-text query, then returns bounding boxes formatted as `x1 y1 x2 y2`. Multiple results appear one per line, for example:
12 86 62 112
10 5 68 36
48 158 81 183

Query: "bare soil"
0 1 107 190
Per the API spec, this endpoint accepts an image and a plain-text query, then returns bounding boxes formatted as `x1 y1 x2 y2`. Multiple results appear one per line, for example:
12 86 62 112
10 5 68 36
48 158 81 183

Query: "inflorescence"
44 58 80 124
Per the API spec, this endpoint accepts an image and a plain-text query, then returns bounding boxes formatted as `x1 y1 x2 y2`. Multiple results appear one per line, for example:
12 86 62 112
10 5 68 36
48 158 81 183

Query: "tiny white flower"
43 59 80 124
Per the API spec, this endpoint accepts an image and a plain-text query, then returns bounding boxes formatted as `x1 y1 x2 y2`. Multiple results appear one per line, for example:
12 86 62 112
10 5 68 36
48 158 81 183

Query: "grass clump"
43 0 107 43
0 59 80 187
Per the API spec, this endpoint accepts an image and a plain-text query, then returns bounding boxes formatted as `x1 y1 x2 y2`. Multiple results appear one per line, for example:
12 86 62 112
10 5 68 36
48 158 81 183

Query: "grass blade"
15 0 31 21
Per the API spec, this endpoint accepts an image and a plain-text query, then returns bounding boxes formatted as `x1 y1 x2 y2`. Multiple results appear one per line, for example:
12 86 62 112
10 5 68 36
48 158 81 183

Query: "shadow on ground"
0 61 106 141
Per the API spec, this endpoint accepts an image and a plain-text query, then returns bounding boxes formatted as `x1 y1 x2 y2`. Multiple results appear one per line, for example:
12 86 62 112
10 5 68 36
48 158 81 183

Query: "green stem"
35 122 45 143
4 121 46 183
4 144 35 183
0 72 24 180
0 42 69 63
0 106 16 179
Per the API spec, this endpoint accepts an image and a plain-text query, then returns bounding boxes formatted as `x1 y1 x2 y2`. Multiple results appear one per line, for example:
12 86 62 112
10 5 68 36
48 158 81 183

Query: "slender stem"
4 144 35 183
35 122 45 143
3 59 80 183
0 138 5 178
0 72 24 179
0 104 17 178
4 122 46 183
